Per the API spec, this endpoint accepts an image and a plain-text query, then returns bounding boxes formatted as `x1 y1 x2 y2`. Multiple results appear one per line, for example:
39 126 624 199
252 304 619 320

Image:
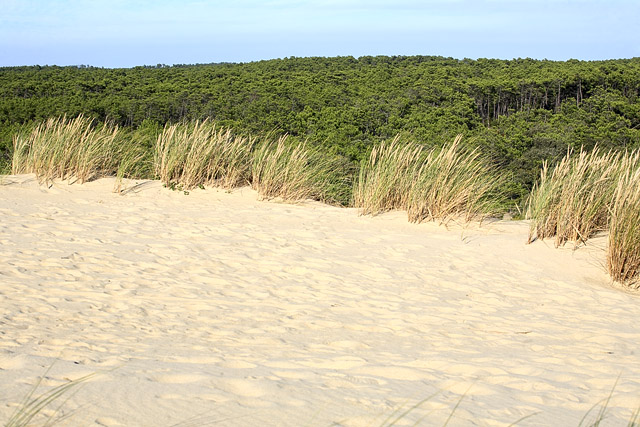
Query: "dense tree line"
1 55 639 203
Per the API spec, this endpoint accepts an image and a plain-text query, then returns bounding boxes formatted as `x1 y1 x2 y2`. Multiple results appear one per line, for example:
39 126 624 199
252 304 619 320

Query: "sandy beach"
1 174 639 426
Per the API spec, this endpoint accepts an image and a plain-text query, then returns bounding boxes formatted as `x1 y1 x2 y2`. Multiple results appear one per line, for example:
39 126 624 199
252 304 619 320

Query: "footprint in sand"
218 360 257 369
326 373 386 386
0 354 27 369
150 373 209 384
213 378 274 398
298 356 367 370
352 365 431 381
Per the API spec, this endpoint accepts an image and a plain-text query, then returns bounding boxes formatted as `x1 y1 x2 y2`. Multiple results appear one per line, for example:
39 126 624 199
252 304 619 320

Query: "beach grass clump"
154 120 254 190
113 143 153 193
607 166 640 286
526 146 640 286
526 147 640 248
11 115 124 184
353 135 423 215
115 120 159 181
526 147 626 246
251 135 352 205
406 135 505 223
354 135 504 223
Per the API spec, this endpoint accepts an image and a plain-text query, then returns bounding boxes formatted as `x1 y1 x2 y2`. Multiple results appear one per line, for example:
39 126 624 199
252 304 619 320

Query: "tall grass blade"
577 377 619 427
379 390 442 427
5 365 95 427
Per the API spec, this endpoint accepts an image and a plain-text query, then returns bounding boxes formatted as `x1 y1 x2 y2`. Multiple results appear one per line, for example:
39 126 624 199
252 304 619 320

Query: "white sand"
1 174 639 426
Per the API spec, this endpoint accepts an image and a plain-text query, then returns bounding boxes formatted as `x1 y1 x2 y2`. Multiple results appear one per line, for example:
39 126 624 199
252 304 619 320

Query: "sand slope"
0 174 639 426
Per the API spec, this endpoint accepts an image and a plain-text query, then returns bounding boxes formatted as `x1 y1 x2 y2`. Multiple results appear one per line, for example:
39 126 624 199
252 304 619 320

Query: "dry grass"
406 135 504 224
114 144 152 193
352 135 422 215
154 120 254 190
526 147 625 247
251 135 352 204
11 116 640 286
354 135 504 223
526 146 640 286
607 166 640 286
5 365 95 427
11 115 123 185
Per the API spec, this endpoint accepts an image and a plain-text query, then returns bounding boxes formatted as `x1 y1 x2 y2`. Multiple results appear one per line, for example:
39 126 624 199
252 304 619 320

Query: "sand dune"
1 174 639 426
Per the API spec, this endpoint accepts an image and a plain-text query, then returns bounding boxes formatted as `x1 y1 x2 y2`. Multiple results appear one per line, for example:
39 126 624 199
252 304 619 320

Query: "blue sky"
1 0 638 68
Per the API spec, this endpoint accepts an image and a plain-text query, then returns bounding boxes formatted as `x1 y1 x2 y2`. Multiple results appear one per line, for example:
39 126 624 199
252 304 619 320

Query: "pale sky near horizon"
1 0 639 68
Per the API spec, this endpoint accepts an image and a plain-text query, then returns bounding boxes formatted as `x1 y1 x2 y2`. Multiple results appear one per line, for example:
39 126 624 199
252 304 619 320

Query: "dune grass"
354 135 505 223
4 368 638 426
406 135 505 224
525 147 625 247
5 366 95 427
11 115 125 185
526 146 640 286
113 143 152 193
353 135 422 215
113 123 159 192
8 115 640 285
154 120 254 190
251 135 352 205
378 381 638 427
607 166 640 286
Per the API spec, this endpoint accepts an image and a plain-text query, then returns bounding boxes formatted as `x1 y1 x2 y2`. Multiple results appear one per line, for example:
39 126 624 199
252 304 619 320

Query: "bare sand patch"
1 174 638 426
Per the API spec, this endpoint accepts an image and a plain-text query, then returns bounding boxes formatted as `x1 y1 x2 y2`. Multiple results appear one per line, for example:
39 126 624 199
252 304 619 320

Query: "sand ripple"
1 175 639 426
